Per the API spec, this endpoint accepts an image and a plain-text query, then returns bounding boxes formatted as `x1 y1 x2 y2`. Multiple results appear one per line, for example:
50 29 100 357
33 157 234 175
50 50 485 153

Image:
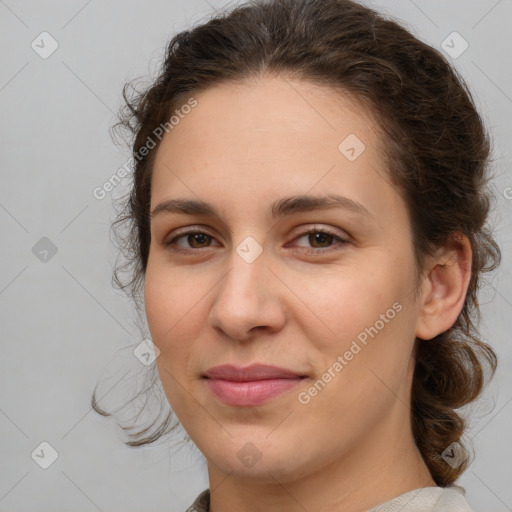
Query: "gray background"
1 1 511 511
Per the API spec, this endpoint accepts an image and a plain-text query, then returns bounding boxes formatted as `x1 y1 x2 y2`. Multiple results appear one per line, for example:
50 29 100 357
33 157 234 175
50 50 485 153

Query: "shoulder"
369 485 475 512
185 486 475 512
434 485 475 512
185 488 210 512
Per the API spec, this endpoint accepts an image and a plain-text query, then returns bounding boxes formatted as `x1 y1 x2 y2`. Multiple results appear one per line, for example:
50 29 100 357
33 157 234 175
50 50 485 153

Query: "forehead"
156 75 379 163
150 75 402 228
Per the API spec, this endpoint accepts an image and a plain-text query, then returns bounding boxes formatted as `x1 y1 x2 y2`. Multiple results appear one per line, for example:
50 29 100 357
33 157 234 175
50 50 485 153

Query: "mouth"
202 364 308 407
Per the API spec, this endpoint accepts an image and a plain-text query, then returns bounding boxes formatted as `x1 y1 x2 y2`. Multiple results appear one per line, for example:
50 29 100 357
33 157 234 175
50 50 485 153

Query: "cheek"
294 262 398 348
144 261 215 392
144 265 195 356
296 261 416 402
144 276 171 346
145 257 193 329
145 267 202 416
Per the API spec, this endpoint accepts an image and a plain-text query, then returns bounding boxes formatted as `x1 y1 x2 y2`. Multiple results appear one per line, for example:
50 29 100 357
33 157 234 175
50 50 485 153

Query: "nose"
207 247 287 342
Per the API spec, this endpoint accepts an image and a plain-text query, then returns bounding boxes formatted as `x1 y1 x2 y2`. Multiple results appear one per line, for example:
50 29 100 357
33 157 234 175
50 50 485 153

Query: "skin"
144 75 472 512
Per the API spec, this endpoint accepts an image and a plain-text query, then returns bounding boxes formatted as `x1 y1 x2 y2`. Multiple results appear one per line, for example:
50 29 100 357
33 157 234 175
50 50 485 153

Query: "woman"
93 0 501 510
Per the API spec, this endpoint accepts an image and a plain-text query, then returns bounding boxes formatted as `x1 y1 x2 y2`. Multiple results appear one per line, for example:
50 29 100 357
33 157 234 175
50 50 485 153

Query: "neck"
207 400 436 512
208 412 436 512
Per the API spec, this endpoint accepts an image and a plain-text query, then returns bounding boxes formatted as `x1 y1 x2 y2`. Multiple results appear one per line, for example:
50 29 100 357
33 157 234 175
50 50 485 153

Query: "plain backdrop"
1 1 511 511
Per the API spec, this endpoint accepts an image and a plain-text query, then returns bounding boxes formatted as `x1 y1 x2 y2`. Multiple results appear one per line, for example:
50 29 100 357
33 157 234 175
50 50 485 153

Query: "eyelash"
165 226 350 256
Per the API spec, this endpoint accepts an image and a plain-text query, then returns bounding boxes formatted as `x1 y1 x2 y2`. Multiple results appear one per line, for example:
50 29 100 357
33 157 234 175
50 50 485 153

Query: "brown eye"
165 226 349 256
292 227 349 254
166 230 219 253
305 231 336 248
186 232 212 248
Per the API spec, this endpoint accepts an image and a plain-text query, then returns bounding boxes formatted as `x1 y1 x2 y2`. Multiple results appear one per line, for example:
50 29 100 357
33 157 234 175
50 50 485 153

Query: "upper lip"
203 364 306 381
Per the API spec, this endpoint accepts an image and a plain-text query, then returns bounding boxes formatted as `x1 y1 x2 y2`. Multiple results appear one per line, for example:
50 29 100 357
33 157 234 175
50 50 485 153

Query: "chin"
202 434 313 483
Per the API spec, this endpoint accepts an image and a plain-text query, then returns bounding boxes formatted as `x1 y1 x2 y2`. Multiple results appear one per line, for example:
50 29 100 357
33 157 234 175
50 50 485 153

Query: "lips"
203 364 306 381
203 364 307 407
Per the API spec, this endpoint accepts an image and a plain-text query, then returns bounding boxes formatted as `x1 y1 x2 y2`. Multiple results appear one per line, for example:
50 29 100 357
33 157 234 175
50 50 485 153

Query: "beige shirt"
185 485 474 512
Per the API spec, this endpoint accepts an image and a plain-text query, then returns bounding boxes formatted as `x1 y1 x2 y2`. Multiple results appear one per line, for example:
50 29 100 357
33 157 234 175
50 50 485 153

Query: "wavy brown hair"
92 0 501 487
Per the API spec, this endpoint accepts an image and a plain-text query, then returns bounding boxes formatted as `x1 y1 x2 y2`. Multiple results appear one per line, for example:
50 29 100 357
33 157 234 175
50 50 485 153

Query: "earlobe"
415 233 472 341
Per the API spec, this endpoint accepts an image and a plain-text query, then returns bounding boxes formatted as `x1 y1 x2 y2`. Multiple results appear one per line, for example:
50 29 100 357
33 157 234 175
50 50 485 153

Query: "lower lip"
205 377 304 406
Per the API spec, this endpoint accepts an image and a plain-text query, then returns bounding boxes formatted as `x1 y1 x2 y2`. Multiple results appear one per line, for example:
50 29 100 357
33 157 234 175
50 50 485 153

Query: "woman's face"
145 76 425 483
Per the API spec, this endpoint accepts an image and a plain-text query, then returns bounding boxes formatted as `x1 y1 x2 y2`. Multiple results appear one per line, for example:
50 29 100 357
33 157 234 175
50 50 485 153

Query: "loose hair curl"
92 0 501 487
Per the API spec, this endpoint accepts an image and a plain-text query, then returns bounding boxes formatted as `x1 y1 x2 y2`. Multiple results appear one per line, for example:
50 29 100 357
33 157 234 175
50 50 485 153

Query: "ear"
415 233 472 341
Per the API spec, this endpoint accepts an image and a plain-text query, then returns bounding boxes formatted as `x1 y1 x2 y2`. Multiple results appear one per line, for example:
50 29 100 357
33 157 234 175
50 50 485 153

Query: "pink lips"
203 364 306 407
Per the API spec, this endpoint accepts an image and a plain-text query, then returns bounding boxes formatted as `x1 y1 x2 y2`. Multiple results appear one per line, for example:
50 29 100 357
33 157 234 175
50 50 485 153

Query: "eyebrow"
150 193 374 221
